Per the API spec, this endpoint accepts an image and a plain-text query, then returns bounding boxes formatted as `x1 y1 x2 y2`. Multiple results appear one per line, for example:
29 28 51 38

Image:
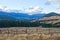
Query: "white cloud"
20 6 43 15
0 4 4 10
0 4 42 15
54 4 60 9
22 6 42 13
53 0 60 2
47 0 51 2
47 0 60 2
45 0 60 5
0 4 10 12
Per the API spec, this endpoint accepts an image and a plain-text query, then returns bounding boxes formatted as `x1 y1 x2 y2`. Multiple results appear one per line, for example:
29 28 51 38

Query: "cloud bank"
22 6 42 13
54 4 60 9
0 4 10 11
0 4 43 15
45 0 60 5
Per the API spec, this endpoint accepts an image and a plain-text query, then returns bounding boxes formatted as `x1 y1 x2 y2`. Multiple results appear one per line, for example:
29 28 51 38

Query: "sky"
0 0 60 14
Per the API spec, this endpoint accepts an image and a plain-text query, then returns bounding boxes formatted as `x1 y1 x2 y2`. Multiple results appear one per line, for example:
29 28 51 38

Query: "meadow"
0 27 60 40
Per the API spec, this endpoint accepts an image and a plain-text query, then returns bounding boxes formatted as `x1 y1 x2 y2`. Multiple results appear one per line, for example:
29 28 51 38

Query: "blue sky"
0 0 60 14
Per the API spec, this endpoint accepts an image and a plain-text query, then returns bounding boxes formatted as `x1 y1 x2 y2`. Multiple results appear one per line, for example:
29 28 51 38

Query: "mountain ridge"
44 12 60 17
0 11 45 20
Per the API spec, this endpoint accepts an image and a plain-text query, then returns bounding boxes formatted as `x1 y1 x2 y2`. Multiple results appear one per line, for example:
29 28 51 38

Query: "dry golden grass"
0 28 60 40
0 33 60 40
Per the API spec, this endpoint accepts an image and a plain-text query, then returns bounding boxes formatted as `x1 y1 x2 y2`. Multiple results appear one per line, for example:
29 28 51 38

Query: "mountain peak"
49 12 58 14
44 12 60 17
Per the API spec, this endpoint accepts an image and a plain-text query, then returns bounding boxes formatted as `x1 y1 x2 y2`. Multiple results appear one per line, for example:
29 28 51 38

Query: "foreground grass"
0 33 60 40
0 28 60 40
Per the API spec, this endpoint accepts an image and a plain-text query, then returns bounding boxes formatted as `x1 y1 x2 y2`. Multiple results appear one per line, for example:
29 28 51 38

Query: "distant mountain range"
0 10 60 27
0 11 45 20
0 11 16 20
0 10 60 21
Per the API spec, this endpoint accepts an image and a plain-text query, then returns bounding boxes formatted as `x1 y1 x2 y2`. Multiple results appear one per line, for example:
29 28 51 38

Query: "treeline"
0 20 60 28
0 20 40 28
40 23 60 28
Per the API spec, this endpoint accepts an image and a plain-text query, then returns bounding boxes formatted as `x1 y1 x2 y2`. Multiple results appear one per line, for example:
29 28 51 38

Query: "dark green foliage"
0 20 40 28
0 20 60 28
40 23 60 28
